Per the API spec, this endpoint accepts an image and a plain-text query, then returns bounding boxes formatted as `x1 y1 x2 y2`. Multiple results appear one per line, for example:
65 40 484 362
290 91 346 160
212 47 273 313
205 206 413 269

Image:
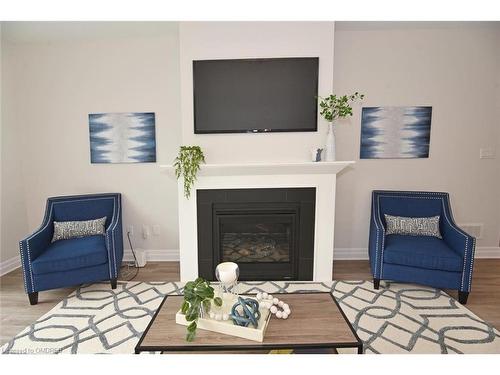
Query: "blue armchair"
369 190 476 304
19 193 123 305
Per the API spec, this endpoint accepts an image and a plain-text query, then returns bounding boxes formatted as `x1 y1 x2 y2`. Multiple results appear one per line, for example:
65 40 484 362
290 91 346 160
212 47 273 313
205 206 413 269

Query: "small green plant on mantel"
318 92 365 122
181 277 222 341
173 146 206 199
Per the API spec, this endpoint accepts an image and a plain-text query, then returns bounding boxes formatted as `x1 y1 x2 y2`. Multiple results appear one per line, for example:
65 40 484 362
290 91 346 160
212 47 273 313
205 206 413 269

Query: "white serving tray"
175 297 271 342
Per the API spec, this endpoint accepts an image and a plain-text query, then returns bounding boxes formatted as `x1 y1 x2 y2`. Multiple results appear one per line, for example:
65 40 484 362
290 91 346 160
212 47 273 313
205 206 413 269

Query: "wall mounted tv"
193 57 319 134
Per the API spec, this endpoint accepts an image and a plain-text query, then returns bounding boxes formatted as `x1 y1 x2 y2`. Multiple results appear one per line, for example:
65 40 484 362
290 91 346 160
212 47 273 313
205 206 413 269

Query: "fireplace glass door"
219 214 293 263
213 209 299 280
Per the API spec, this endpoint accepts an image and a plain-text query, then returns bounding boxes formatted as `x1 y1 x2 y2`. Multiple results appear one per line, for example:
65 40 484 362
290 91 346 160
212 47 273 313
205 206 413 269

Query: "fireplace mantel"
162 160 355 282
159 161 354 176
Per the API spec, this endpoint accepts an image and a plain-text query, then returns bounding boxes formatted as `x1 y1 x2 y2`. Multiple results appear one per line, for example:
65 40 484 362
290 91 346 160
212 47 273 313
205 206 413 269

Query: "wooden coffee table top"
135 293 363 353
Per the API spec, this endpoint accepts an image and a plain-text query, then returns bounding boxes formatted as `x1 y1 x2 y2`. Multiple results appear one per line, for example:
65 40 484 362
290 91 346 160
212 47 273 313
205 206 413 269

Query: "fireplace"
197 188 315 281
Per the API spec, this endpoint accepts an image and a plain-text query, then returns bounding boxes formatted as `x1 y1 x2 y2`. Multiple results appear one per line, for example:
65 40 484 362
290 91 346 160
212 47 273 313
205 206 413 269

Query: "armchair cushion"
31 235 108 275
384 235 463 272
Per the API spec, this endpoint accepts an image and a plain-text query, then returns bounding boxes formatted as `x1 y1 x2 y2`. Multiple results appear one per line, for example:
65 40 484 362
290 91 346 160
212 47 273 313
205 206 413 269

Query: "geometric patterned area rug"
2 280 499 354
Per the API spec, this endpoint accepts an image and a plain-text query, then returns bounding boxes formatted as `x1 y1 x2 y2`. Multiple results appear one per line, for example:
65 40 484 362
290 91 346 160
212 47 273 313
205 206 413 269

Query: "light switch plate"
480 147 495 159
142 225 150 239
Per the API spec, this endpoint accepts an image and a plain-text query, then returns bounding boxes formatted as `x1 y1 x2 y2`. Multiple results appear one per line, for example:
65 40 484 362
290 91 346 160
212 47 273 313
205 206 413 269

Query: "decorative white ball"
282 313 288 319
222 314 229 321
278 301 284 307
272 298 279 305
270 306 278 314
284 308 291 315
256 292 262 300
268 294 273 300
276 311 283 319
283 304 289 310
262 292 268 299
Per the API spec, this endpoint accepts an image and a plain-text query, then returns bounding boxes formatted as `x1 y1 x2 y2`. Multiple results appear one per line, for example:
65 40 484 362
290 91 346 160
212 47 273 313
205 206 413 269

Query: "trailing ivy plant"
318 92 365 122
174 146 206 199
181 277 222 342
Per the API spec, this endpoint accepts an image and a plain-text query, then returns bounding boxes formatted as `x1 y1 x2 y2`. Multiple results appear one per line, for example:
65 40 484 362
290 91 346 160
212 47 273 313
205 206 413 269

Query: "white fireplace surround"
161 161 354 281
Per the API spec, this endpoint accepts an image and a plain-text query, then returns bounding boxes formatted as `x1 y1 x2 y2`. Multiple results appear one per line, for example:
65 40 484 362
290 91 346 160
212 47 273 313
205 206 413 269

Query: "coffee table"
134 292 363 354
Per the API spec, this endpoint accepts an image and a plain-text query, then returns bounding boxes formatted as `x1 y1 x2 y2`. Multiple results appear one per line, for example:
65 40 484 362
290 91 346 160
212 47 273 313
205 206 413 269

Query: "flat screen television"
193 57 319 134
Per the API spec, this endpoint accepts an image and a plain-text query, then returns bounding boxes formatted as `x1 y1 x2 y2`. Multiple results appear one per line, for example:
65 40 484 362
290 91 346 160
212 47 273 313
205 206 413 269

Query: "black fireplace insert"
197 188 315 281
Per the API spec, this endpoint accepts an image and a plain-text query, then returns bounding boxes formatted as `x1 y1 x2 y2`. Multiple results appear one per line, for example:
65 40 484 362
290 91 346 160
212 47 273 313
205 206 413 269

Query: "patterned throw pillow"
384 214 442 238
51 217 107 242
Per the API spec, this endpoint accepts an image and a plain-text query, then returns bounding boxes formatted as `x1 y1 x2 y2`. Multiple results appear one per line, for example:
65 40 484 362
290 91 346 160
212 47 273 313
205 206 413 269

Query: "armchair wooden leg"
373 278 380 290
28 292 38 305
110 278 117 289
458 291 469 305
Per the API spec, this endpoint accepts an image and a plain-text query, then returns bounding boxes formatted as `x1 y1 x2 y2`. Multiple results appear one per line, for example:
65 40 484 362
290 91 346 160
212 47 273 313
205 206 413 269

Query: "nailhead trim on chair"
18 241 29 293
23 203 55 292
111 196 120 278
374 191 475 292
373 195 386 278
468 238 476 291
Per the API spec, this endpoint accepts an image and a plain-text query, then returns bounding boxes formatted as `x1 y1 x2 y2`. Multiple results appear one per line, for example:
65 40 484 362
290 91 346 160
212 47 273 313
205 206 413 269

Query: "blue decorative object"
360 106 432 159
369 190 476 304
89 112 156 163
19 193 123 305
230 297 261 328
315 148 323 162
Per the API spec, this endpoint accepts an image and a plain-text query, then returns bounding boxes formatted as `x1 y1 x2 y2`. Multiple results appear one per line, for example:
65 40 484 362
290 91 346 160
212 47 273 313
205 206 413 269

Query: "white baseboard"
333 247 500 260
475 247 500 258
123 248 179 262
0 255 21 277
0 249 180 277
333 248 368 260
2 246 498 277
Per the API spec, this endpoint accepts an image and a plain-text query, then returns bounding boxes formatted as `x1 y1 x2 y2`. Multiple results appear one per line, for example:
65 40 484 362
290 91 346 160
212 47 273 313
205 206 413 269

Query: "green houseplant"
181 277 222 341
174 146 206 199
318 92 364 161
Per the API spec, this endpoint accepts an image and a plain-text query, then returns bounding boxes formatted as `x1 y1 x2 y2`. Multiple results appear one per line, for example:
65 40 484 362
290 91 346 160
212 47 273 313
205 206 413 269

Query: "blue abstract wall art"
360 106 432 159
89 112 156 163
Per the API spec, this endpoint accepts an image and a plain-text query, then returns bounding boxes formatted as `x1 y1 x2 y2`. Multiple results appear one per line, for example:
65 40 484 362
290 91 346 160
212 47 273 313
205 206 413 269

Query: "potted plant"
318 92 364 161
174 146 206 199
181 277 222 341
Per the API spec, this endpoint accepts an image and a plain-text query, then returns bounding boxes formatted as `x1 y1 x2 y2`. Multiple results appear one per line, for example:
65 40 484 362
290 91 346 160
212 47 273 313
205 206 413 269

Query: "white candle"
216 262 238 284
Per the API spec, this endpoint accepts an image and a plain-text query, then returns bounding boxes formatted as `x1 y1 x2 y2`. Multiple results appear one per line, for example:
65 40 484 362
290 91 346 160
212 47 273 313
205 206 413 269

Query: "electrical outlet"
152 224 160 236
142 225 150 239
126 225 134 236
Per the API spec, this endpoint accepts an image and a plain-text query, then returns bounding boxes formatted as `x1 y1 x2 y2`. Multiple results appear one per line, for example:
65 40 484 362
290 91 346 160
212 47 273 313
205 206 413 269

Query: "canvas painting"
360 106 432 159
89 112 156 163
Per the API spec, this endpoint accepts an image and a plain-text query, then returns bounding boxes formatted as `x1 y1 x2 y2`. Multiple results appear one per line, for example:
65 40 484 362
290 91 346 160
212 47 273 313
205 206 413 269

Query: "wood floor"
1 259 499 346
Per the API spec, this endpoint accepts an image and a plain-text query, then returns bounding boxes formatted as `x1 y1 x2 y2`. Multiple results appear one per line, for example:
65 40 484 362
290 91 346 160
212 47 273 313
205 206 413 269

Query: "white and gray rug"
2 281 499 354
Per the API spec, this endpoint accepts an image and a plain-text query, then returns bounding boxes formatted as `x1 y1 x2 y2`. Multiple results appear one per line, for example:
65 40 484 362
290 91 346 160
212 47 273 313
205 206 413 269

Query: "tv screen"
193 57 319 134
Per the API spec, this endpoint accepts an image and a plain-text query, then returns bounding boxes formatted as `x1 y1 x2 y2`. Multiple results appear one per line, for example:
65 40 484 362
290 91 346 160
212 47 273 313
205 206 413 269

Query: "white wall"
1 23 182 263
333 22 500 254
1 25 29 264
179 22 335 162
1 21 499 268
0 23 3 261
